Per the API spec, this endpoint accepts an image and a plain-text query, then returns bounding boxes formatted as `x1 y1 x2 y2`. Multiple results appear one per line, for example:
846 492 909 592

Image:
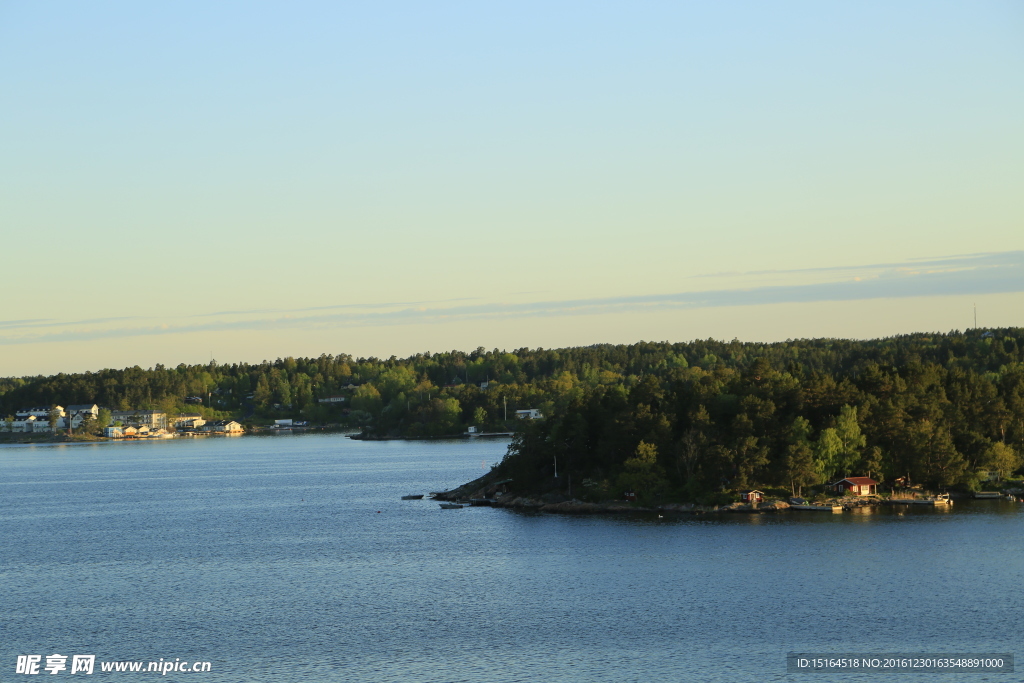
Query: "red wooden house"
829 477 878 495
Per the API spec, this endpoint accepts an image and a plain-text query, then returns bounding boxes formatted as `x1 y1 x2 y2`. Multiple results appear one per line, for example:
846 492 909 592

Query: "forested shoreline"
3 329 1023 499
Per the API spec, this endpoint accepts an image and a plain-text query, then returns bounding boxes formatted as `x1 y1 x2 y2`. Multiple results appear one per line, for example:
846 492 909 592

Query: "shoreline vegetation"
435 472 1023 515
3 329 1024 505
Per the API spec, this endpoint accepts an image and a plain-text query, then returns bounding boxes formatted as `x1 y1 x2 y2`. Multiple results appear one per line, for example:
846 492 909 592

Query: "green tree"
253 376 272 409
815 428 843 483
784 417 817 496
78 413 96 435
48 407 62 432
616 441 668 503
273 373 292 407
377 366 417 402
292 373 314 410
860 445 884 481
352 384 383 419
834 405 867 476
472 406 487 428
914 423 966 487
984 442 1021 481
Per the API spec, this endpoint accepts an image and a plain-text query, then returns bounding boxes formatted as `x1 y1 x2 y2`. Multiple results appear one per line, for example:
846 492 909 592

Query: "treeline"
2 330 1024 497
494 330 1024 501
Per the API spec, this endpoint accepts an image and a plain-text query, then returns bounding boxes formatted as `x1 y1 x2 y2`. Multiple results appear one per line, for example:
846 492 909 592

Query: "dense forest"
3 329 1024 498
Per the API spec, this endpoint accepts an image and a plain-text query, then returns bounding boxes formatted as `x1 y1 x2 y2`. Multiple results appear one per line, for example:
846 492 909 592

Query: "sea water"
1 434 1021 682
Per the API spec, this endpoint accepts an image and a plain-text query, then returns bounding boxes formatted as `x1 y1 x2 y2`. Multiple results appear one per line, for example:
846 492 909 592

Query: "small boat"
401 494 424 500
915 493 952 506
439 503 464 509
790 504 843 512
888 493 952 506
974 491 1002 499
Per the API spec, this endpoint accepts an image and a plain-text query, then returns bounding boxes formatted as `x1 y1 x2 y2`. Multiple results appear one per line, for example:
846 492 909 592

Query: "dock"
790 504 843 512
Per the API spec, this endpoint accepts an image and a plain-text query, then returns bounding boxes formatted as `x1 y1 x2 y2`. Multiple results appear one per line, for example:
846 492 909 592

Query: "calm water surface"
1 434 1021 682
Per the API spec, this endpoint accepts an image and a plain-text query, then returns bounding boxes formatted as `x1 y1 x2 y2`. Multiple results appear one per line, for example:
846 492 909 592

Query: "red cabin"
739 490 764 503
829 477 878 496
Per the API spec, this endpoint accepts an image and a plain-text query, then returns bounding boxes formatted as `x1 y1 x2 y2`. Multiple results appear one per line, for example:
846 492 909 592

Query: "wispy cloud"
1 251 1021 346
0 318 54 329
692 251 1022 279
198 296 481 318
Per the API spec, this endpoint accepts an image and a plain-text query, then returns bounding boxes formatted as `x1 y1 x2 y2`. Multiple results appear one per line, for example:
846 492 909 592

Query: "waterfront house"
9 406 66 432
17 406 63 419
740 490 764 503
104 426 124 438
204 420 243 433
66 404 99 428
174 413 206 431
12 407 66 432
111 410 167 430
10 415 38 432
515 409 544 420
829 477 878 495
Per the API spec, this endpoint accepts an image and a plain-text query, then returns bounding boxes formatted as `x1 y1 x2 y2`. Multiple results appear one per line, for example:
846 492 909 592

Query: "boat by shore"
789 504 843 512
401 494 424 500
887 493 953 506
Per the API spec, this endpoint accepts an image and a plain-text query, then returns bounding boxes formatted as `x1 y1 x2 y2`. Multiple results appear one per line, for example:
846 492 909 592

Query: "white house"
515 409 544 420
111 410 167 429
66 404 100 429
17 406 63 419
204 420 243 433
10 415 39 432
174 413 206 430
10 407 66 432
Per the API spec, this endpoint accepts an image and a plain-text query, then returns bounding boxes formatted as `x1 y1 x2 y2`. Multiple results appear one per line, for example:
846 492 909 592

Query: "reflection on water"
1 435 1022 683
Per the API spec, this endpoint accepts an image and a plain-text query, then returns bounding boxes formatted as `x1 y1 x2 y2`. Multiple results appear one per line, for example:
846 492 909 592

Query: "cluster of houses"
168 413 244 435
2 404 102 433
1 404 243 438
740 477 880 503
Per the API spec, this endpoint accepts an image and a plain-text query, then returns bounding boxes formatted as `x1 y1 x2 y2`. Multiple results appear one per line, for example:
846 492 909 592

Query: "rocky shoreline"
436 473 904 515
469 495 882 515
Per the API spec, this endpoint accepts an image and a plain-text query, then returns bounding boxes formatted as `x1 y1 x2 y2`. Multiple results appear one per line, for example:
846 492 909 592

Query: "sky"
1 1 1022 377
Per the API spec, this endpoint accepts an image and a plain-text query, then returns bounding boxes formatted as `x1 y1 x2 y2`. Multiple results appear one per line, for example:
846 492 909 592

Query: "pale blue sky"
1 1 1022 376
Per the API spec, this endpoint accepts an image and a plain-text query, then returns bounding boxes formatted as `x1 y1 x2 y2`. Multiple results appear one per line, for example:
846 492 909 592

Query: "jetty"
886 493 953 506
789 504 843 512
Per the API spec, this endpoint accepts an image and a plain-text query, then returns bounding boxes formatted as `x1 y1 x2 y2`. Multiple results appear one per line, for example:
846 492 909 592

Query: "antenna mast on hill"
974 303 977 330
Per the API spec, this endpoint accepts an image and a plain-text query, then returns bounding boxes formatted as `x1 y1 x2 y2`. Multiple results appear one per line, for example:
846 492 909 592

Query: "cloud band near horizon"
1 251 1021 346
